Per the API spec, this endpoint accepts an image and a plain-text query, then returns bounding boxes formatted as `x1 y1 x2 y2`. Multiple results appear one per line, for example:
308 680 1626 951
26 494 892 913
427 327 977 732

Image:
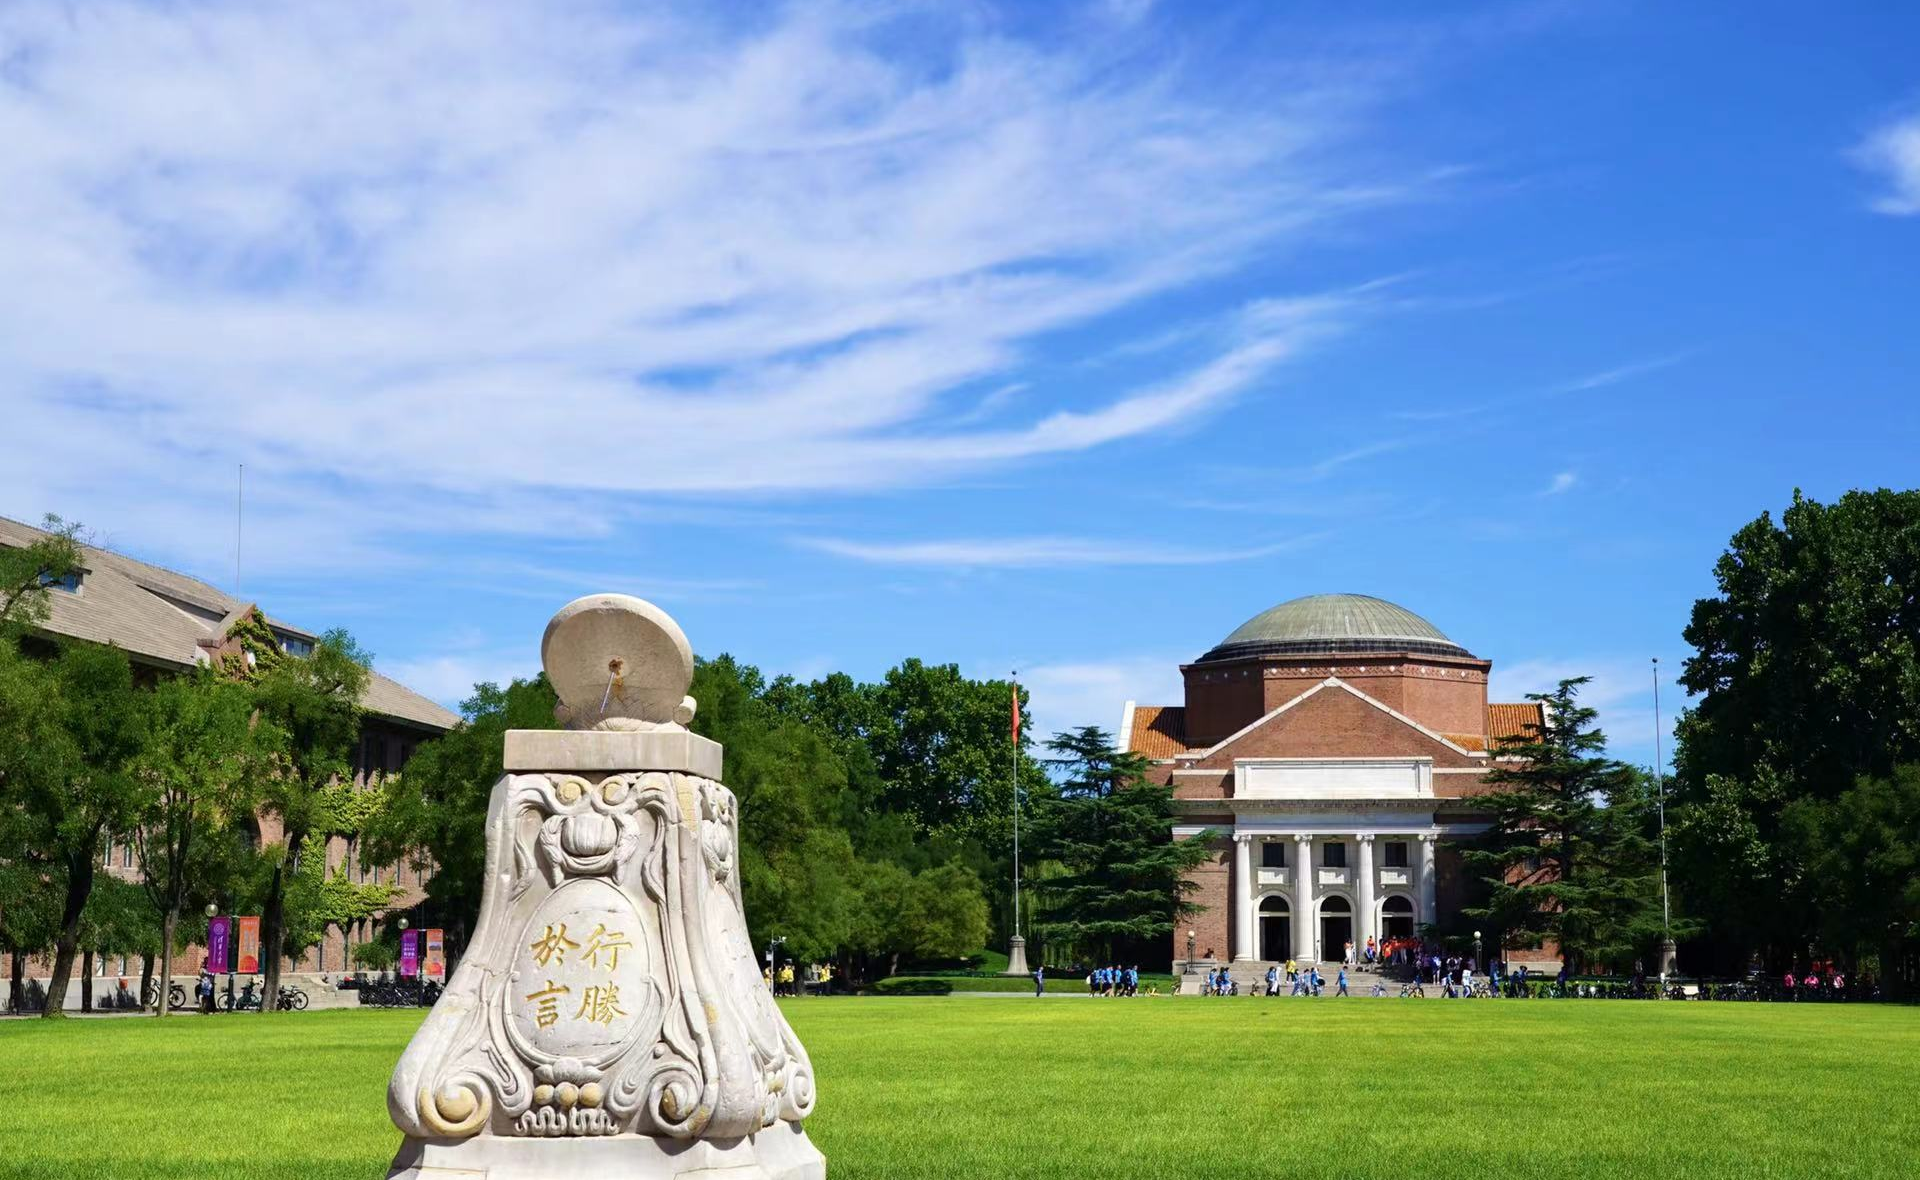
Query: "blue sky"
3 1 1916 767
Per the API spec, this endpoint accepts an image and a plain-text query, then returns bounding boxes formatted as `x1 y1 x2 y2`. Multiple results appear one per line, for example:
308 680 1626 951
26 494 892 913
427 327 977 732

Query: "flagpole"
1004 670 1030 977
1653 657 1676 980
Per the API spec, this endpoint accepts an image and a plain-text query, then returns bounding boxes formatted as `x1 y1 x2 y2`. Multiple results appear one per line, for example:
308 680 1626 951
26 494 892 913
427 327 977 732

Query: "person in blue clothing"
1126 965 1139 997
1336 967 1349 997
1033 965 1044 996
1264 964 1278 996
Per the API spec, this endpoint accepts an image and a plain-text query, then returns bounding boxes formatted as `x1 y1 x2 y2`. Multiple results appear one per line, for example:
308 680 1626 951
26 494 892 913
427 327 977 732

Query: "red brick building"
1120 593 1547 969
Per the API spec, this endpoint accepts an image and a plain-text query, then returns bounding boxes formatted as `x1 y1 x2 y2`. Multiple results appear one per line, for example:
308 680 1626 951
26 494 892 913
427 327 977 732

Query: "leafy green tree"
0 639 146 1016
245 629 370 1011
1029 726 1213 966
130 670 256 1017
0 855 60 1012
76 874 160 1010
1783 766 1920 995
693 656 864 959
364 675 560 940
0 515 81 636
1672 488 1920 971
848 858 989 976
1459 678 1660 973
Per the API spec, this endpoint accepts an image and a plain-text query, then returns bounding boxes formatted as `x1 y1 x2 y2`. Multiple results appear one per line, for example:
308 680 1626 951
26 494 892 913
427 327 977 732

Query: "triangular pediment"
1177 677 1482 767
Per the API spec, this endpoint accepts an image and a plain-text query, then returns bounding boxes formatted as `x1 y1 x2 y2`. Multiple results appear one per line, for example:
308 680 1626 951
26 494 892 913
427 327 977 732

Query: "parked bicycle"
277 984 309 1011
358 978 442 1008
143 978 187 1013
223 978 263 1011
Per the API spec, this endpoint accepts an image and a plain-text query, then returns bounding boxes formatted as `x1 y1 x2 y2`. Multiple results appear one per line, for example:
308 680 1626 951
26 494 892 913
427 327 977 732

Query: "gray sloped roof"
1200 593 1471 662
0 515 457 732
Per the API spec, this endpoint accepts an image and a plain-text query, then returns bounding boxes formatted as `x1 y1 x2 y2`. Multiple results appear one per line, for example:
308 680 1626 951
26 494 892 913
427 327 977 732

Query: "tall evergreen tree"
1460 678 1661 973
1030 726 1213 965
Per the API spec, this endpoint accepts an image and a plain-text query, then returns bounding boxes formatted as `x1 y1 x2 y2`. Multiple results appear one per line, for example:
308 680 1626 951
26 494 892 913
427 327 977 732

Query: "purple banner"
206 916 232 974
399 929 421 978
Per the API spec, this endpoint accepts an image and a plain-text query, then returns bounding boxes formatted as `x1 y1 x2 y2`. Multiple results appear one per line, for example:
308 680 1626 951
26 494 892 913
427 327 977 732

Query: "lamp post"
1186 928 1196 970
398 917 409 931
205 902 218 920
1473 930 1483 974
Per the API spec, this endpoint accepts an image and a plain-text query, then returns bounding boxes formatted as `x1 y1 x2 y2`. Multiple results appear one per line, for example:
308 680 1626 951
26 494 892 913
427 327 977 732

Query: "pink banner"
399 929 420 978
424 929 446 979
206 916 232 974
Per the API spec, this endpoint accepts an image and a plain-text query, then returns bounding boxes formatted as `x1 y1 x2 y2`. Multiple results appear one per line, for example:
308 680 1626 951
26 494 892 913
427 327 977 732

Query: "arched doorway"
1380 894 1415 941
1319 896 1352 962
1258 896 1290 961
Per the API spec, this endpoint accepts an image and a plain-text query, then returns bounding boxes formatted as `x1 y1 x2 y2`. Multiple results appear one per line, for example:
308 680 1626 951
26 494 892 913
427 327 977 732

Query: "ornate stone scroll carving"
385 594 824 1180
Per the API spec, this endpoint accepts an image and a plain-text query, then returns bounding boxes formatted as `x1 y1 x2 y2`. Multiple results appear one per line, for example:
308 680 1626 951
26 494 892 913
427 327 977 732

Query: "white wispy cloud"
1542 470 1577 496
1852 111 1920 216
798 533 1322 569
1018 653 1189 745
0 0 1421 575
1548 353 1692 395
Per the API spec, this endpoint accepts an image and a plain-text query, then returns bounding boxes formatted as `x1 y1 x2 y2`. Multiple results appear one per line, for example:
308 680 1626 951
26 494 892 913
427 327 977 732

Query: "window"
123 842 133 868
103 840 115 868
1260 841 1287 869
1323 841 1347 868
1383 840 1409 868
38 568 83 593
276 633 314 657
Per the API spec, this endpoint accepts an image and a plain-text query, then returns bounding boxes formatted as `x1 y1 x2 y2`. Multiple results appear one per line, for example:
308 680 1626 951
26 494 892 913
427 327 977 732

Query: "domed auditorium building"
1119 594 1546 970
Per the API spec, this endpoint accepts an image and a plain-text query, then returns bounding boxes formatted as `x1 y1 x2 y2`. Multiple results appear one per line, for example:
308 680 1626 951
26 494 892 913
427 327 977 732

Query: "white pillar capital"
1418 833 1437 845
1293 832 1313 846
1232 833 1252 844
1357 833 1376 845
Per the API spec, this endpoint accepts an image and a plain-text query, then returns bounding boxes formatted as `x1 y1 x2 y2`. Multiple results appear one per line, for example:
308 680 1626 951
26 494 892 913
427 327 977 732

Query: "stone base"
386 1124 825 1180
1002 935 1030 977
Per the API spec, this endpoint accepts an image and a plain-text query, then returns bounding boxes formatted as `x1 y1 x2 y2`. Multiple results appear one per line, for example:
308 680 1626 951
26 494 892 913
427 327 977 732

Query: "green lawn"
2 998 1916 1178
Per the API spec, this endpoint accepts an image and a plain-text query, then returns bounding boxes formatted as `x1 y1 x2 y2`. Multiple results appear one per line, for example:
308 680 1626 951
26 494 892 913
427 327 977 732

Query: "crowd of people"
1086 965 1144 996
762 962 833 996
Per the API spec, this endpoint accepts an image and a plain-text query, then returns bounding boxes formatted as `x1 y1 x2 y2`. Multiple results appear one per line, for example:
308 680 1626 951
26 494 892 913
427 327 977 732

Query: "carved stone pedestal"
384 595 824 1179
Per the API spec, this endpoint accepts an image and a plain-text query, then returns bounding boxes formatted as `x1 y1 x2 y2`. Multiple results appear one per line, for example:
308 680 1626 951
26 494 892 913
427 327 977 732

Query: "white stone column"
1232 834 1254 961
1355 834 1377 957
1418 833 1438 926
1293 834 1315 962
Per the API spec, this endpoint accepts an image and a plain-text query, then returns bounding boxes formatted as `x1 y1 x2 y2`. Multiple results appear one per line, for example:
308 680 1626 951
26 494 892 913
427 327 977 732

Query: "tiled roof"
1487 702 1545 750
1 515 456 732
1127 705 1194 760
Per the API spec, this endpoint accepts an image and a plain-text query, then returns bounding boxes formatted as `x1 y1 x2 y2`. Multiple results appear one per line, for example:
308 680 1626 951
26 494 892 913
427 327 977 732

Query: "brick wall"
1173 835 1231 964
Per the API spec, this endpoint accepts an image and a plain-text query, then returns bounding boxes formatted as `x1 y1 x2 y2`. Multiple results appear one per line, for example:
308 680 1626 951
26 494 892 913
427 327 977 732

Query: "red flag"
1011 681 1020 745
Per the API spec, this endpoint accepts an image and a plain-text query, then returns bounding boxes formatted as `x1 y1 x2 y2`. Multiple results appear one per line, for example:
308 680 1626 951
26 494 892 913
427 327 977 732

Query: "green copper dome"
1199 593 1469 662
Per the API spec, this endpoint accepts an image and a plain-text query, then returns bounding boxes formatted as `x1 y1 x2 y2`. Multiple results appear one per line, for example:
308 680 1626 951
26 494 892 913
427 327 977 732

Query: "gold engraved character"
524 980 570 1029
574 984 628 1026
581 924 633 971
529 923 580 968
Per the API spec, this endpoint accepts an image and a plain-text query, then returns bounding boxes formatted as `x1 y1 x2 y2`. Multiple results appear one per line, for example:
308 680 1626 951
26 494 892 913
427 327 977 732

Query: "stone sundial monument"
386 594 824 1180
